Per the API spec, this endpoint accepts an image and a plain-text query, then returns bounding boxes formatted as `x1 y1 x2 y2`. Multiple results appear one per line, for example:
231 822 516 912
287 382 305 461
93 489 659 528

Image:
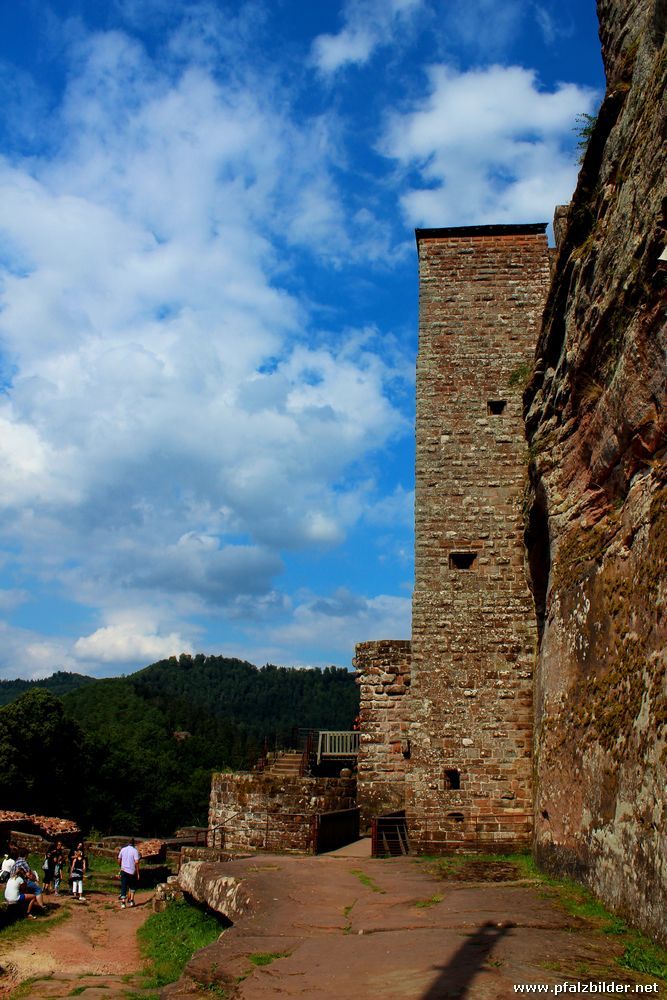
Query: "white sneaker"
121 901 126 909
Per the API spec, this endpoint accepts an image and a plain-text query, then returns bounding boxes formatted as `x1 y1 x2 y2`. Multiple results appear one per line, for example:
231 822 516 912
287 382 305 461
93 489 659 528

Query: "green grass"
247 952 290 967
619 941 667 979
342 899 356 934
414 894 443 909
350 868 385 893
1 903 71 946
10 976 50 999
136 899 223 990
419 852 537 881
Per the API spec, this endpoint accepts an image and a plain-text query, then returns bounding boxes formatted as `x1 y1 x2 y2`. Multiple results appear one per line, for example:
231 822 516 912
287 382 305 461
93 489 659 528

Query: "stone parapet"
208 772 356 854
353 639 411 827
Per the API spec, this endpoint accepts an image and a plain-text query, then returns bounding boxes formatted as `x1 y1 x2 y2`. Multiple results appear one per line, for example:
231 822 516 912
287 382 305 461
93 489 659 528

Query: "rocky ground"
0 886 155 999
165 844 663 999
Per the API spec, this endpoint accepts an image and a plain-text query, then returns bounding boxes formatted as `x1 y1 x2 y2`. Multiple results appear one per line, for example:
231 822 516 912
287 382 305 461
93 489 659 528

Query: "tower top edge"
415 223 548 242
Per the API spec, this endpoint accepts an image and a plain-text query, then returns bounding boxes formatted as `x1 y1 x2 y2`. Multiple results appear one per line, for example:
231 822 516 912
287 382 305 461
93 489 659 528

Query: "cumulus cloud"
269 588 412 657
381 63 598 226
312 0 423 75
0 16 413 674
74 622 192 664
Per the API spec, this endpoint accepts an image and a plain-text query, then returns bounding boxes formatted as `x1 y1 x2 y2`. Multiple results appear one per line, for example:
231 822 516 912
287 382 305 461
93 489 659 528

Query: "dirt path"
0 888 155 999
163 851 663 999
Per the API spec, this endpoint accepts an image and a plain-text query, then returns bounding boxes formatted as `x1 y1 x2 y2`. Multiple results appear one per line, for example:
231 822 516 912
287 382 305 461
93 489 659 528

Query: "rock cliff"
524 0 666 943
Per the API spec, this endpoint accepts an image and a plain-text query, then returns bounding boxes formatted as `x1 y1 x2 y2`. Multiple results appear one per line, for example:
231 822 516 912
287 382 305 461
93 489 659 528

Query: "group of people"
1 841 89 918
1 837 142 918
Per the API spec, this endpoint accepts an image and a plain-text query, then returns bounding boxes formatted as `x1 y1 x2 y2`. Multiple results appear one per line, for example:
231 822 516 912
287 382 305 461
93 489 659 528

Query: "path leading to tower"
0 888 155 998
164 848 661 999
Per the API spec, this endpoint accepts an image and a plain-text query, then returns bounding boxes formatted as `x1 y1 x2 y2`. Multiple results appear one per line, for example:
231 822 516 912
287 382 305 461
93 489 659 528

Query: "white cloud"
0 21 412 672
0 590 28 613
312 0 423 75
381 64 598 226
74 622 192 663
270 588 412 652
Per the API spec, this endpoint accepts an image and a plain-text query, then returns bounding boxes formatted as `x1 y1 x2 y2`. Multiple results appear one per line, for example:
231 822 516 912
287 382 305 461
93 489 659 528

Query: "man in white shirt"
118 838 141 909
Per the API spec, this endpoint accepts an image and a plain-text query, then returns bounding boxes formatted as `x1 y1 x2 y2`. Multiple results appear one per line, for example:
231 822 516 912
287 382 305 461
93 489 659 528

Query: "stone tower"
406 224 551 852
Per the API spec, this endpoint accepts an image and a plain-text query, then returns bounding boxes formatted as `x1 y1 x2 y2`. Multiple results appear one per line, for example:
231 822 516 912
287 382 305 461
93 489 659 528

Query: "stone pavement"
163 847 656 999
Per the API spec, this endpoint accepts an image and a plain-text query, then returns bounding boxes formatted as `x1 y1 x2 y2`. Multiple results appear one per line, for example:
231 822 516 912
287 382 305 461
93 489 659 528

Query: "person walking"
117 838 140 909
53 840 65 896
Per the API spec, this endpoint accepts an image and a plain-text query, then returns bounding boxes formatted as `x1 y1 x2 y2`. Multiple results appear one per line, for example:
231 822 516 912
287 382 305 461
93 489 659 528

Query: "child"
70 849 86 901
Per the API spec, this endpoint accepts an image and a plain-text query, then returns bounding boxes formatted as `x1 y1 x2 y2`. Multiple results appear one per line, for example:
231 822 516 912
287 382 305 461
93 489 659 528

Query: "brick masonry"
208 772 356 854
406 225 551 853
353 639 411 826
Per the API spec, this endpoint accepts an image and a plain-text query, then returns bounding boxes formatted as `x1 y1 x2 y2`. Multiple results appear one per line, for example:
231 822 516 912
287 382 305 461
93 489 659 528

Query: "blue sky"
0 0 603 678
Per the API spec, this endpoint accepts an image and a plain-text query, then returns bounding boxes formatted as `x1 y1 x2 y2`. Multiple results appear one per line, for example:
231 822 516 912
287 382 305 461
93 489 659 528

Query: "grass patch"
136 899 223 990
247 951 290 967
350 869 385 893
414 894 443 909
11 976 51 999
619 941 667 979
1 904 71 946
419 852 537 881
342 899 356 934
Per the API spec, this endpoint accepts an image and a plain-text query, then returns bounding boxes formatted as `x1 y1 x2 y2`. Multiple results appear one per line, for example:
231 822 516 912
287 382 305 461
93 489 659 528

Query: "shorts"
120 871 137 897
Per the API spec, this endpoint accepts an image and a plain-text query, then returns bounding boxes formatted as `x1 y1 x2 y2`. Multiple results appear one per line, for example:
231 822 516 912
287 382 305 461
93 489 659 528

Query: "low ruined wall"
524 0 666 944
208 772 356 854
354 640 411 827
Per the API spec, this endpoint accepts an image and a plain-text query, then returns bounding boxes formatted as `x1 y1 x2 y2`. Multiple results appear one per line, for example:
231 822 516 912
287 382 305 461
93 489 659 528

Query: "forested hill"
0 669 95 707
130 654 359 734
0 656 359 837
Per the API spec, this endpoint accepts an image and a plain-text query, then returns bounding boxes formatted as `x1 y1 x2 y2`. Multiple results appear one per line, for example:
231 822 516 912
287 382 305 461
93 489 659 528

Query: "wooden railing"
316 730 360 764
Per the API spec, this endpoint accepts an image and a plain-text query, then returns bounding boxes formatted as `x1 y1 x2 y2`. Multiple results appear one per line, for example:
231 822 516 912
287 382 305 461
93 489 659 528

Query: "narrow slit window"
487 399 507 415
449 551 477 570
444 768 460 789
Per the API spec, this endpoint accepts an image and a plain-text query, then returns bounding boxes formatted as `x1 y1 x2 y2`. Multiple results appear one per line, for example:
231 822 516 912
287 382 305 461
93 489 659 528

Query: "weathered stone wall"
208 772 356 854
353 640 411 826
524 0 666 943
407 225 551 853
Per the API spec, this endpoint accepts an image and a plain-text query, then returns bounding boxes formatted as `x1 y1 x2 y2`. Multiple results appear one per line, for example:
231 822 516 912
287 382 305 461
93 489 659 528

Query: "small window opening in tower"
449 551 477 570
444 768 461 789
487 399 507 415
447 812 465 823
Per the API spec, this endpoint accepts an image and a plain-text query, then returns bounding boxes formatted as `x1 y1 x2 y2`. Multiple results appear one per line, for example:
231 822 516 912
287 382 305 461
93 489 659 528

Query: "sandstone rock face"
524 0 666 944
178 860 251 922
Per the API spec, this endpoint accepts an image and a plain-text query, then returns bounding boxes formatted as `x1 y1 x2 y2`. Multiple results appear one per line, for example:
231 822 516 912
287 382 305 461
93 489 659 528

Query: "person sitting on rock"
4 870 44 919
11 851 44 902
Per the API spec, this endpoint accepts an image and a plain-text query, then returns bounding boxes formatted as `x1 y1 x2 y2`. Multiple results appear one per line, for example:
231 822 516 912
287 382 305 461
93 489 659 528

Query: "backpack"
0 870 9 884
